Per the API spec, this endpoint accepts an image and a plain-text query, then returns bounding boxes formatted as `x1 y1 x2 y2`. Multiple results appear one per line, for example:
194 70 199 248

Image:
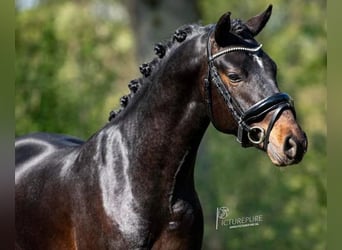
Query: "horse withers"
15 5 307 249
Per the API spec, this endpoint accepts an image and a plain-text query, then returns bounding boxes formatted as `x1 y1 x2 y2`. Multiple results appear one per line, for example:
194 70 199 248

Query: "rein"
204 29 295 149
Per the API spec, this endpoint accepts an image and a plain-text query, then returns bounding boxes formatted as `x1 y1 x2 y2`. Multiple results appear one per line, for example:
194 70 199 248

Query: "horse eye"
227 73 242 83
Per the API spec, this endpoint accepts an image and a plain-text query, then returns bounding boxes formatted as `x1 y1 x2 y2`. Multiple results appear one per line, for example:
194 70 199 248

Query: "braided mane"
108 18 252 121
108 24 211 121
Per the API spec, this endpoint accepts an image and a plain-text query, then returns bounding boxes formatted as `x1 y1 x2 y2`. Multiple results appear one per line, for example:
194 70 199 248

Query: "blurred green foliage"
16 0 326 249
16 1 136 137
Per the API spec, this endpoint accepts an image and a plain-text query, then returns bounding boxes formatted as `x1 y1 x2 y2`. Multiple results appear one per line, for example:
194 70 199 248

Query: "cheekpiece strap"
204 28 295 148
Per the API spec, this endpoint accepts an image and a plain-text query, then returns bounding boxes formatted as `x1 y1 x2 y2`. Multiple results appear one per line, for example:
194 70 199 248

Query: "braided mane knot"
139 63 152 77
128 79 140 93
154 43 166 58
108 110 120 121
120 95 129 108
173 29 187 42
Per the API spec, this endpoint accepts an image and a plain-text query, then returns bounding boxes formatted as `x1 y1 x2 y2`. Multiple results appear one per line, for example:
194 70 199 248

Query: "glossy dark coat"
15 6 307 249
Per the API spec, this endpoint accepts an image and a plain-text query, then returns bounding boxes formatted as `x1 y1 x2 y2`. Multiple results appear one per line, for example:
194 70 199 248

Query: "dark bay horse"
15 5 307 249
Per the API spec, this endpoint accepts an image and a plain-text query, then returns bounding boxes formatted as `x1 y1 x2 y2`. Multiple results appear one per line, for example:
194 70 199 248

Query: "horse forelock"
230 18 255 40
108 24 211 122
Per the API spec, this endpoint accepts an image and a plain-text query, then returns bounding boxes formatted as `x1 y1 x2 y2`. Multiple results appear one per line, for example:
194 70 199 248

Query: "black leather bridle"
204 29 296 149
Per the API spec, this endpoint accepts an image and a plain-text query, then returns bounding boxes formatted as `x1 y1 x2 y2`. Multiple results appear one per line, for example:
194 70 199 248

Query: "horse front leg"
152 199 203 250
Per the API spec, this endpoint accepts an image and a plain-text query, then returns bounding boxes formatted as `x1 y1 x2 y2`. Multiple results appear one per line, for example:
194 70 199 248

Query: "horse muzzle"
262 110 308 166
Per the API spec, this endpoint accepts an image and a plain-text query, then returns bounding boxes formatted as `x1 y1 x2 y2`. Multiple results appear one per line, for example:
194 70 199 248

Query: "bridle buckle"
247 126 265 145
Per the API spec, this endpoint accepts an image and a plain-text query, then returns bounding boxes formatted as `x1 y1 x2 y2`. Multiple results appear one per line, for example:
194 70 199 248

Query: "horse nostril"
284 136 297 159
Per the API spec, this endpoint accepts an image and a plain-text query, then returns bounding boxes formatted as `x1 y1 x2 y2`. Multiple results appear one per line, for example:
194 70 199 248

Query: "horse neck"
98 36 209 200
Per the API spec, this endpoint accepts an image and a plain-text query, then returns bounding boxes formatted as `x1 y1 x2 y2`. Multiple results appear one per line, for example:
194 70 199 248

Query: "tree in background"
16 0 326 249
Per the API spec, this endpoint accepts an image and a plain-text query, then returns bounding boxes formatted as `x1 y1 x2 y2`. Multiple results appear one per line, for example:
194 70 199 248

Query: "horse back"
15 132 84 167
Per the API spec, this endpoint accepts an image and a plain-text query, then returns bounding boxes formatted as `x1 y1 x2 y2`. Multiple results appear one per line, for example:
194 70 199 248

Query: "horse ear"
215 12 241 47
245 5 273 37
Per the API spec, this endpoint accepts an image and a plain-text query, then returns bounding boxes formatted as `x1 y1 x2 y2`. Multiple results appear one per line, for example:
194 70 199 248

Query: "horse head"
204 5 307 166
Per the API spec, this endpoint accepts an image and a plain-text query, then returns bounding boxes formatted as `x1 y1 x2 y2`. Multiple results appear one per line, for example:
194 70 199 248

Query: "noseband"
204 29 296 149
